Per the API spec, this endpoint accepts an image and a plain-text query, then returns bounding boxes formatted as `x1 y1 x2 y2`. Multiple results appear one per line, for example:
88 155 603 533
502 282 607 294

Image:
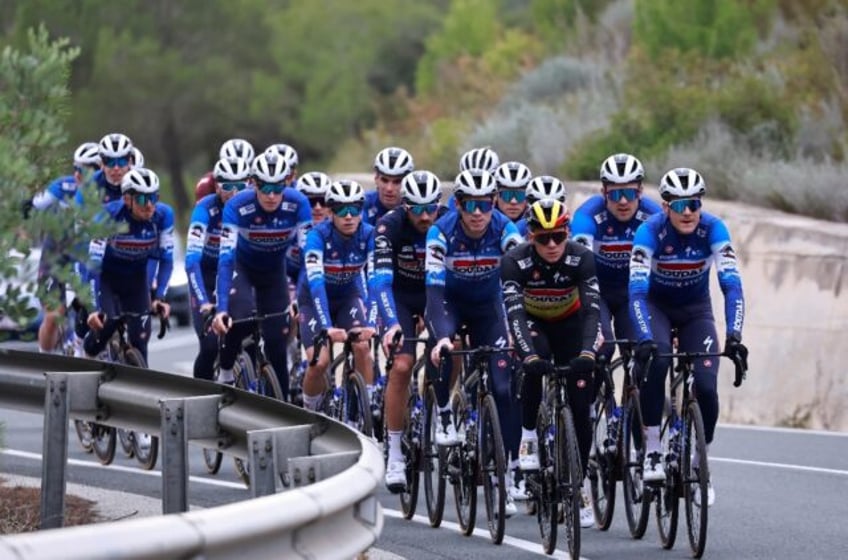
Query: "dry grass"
0 477 101 534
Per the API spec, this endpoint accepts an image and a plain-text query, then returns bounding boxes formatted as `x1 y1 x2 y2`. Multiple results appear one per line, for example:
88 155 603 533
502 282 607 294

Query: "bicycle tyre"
656 413 680 550
257 363 284 400
589 386 617 530
233 355 256 487
422 384 445 528
450 389 477 537
684 401 709 558
74 420 94 453
117 428 135 458
479 393 505 544
622 394 650 539
349 370 374 437
399 393 421 519
91 424 117 465
535 400 557 554
123 347 159 470
559 406 582 560
203 447 224 474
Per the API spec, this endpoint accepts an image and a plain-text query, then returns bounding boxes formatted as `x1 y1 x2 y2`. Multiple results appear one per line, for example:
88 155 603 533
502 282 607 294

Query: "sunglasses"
220 181 248 192
307 195 325 208
331 204 363 218
606 188 639 203
499 190 526 203
131 192 158 205
533 230 568 246
668 198 702 214
257 183 285 195
102 156 130 168
407 203 439 216
460 199 495 213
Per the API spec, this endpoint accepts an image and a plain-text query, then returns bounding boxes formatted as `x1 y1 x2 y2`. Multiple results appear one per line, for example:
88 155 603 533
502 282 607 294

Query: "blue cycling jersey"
571 195 661 295
425 210 522 339
32 175 79 211
628 211 745 341
363 190 393 226
216 188 311 313
185 193 226 306
299 219 375 330
515 217 529 238
88 200 175 308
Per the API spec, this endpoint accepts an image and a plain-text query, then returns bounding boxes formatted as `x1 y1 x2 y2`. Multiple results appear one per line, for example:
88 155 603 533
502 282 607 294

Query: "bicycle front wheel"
422 385 445 528
656 413 680 550
345 370 373 437
622 394 650 539
683 401 709 558
479 393 505 544
117 428 135 458
589 388 617 530
399 393 421 519
74 420 94 453
91 424 116 465
536 402 557 555
559 406 582 560
133 431 159 470
450 389 477 536
257 363 284 401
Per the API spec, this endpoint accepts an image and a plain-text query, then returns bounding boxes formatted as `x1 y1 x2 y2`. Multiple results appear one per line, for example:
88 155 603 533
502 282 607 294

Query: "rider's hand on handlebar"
382 324 404 356
352 326 377 342
87 311 104 331
634 339 657 366
199 302 215 315
327 327 348 344
430 337 454 367
152 299 171 320
212 312 231 335
569 351 596 375
522 354 553 377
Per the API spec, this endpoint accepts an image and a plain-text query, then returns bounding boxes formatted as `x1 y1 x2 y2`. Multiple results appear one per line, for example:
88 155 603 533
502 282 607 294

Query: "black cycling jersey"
501 240 602 360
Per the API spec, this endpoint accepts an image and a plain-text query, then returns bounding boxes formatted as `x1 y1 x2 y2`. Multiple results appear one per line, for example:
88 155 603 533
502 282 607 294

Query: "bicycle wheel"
122 347 159 470
343 370 373 437
622 395 650 539
479 393 505 544
589 387 617 530
450 389 477 537
536 401 557 555
422 384 445 528
91 423 116 465
684 401 709 558
257 363 284 400
202 447 223 474
399 393 422 519
559 406 582 560
233 355 256 486
117 428 135 458
656 413 680 550
74 420 94 453
289 359 305 408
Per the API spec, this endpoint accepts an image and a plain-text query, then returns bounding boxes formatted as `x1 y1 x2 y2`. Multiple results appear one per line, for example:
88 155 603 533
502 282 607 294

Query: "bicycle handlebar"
654 349 748 388
383 329 405 372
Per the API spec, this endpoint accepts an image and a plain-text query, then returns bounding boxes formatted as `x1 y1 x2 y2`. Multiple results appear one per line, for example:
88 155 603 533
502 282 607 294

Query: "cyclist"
83 168 174 362
372 170 446 492
185 157 251 381
210 152 311 395
571 153 661 359
299 180 377 413
629 167 748 507
493 161 532 222
515 175 568 237
425 169 523 514
27 142 101 354
364 146 414 225
264 143 299 187
501 198 603 528
459 146 500 173
195 138 255 202
90 132 135 204
131 146 145 168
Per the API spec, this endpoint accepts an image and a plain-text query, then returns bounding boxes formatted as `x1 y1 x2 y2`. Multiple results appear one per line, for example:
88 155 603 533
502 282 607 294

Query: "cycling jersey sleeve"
424 225 450 340
88 237 107 309
303 228 333 330
153 205 175 300
216 203 239 314
628 222 656 342
570 207 595 248
501 220 523 253
710 220 745 339
362 230 378 328
32 189 60 211
501 254 536 360
185 204 211 305
576 250 603 353
372 222 399 329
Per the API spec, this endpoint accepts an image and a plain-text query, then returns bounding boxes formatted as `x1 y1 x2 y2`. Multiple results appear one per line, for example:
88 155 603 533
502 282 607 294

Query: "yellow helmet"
527 198 570 230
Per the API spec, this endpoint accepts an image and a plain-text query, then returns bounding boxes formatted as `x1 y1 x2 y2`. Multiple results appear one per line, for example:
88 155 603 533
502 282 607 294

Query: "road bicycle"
522 362 582 557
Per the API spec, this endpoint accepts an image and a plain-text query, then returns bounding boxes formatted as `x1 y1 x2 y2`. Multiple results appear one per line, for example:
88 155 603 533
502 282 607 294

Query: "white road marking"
717 423 848 438
711 456 848 477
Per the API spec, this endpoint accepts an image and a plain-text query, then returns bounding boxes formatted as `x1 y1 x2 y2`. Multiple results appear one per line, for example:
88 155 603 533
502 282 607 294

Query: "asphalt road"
2 326 847 559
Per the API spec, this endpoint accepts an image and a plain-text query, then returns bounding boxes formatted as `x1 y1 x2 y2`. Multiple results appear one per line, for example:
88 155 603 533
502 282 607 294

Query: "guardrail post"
160 395 221 514
246 425 312 497
40 370 102 530
288 451 359 488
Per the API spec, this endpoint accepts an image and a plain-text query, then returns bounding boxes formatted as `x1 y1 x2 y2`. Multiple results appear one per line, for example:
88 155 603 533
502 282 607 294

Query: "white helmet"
297 171 332 197
219 138 255 164
265 143 299 169
325 179 365 205
600 153 644 185
131 147 145 168
374 146 414 176
402 171 442 205
213 157 250 182
453 169 497 198
659 168 706 201
98 132 133 159
526 175 567 204
121 168 159 194
494 161 532 189
73 142 101 167
251 152 291 184
459 147 500 173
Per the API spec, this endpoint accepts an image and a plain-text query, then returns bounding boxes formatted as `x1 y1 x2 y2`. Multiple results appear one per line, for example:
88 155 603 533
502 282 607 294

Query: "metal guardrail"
0 348 384 559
